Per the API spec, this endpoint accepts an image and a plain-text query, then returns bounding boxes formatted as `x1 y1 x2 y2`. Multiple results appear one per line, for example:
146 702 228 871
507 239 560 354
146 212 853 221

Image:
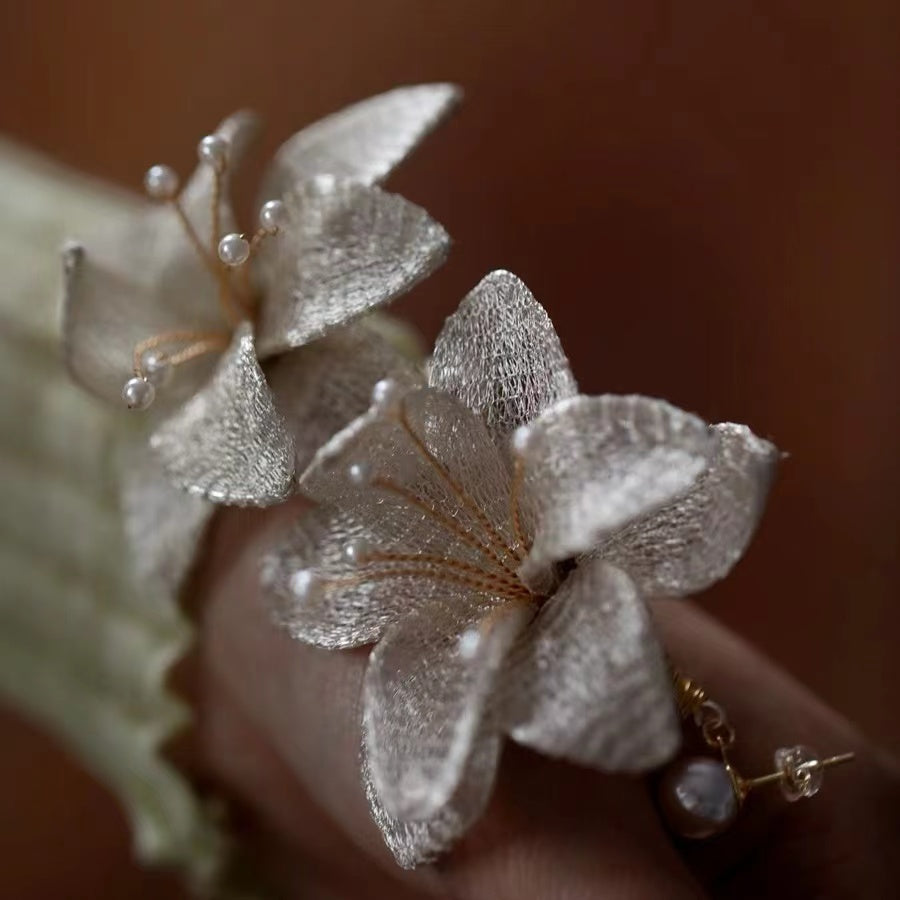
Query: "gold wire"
396 403 524 568
132 329 231 376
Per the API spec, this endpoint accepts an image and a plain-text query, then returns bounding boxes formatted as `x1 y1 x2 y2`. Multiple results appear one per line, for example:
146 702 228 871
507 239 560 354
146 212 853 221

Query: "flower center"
318 386 546 613
122 135 287 410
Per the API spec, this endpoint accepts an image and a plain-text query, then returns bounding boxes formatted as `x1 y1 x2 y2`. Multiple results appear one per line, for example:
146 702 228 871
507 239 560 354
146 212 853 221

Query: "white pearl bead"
259 199 287 232
511 424 533 456
457 628 483 660
217 233 250 266
371 378 402 415
141 351 172 387
347 461 372 486
658 756 739 839
122 376 156 410
289 569 320 602
197 134 229 169
143 164 179 200
343 539 369 565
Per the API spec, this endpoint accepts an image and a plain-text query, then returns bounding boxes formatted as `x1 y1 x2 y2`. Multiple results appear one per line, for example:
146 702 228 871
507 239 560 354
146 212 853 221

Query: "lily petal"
365 596 532 819
300 388 520 567
118 435 213 597
260 83 461 201
255 177 450 358
264 500 475 649
362 727 501 869
600 423 779 596
505 558 679 771
61 238 219 406
429 270 578 444
265 320 423 478
519 395 712 582
150 324 295 505
62 110 260 405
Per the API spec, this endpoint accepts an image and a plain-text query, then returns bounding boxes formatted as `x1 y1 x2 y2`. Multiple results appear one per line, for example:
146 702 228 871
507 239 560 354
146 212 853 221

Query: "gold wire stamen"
396 402 525 566
132 330 232 377
169 197 244 327
359 549 532 598
324 564 535 603
371 476 517 575
236 226 275 305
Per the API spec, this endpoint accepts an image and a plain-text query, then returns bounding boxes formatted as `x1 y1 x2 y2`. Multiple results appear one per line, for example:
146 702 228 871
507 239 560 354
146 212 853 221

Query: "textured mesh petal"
504 559 679 771
150 324 295 505
255 177 450 358
300 388 524 571
264 320 424 478
263 501 481 649
365 597 532 819
260 83 461 201
62 111 259 405
362 727 501 869
429 270 578 443
118 436 213 596
599 423 779 596
518 395 712 580
273 388 533 650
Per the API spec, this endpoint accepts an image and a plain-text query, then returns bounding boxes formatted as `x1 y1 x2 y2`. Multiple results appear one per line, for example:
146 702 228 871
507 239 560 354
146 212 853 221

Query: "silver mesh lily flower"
62 84 459 507
263 269 779 866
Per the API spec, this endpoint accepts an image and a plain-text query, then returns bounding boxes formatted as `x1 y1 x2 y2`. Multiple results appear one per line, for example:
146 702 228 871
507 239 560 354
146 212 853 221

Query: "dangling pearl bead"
218 233 250 266
122 376 156 410
143 164 179 200
197 134 229 169
141 351 172 388
259 199 287 232
371 378 402 415
658 757 739 839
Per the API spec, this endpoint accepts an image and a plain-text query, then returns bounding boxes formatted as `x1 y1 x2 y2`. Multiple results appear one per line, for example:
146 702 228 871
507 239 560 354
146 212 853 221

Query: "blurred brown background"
1 1 897 896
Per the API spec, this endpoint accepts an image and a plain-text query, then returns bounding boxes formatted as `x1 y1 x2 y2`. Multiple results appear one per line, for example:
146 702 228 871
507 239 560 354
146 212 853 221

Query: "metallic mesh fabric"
151 324 295 505
260 83 461 200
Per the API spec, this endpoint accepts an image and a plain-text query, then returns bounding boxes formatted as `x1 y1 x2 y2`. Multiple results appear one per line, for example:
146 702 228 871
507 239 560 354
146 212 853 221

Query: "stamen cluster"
122 136 286 410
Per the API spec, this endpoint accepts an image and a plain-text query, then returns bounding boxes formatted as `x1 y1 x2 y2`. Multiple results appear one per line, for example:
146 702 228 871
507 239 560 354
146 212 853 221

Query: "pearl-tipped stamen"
347 461 372 486
218 233 250 266
143 164 179 201
371 378 402 415
197 134 229 169
141 351 172 388
512 424 532 456
122 376 156 410
289 569 320 602
259 199 287 233
457 628 482 660
343 539 369 566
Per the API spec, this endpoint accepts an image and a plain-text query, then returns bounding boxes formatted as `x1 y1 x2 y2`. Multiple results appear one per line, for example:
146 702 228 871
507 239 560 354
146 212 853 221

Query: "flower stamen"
372 476 516 575
359 549 527 595
324 565 533 605
132 329 231 378
395 400 525 566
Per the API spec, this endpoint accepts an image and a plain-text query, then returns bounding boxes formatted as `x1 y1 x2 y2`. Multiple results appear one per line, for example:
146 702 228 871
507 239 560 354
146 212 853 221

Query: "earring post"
740 751 856 795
